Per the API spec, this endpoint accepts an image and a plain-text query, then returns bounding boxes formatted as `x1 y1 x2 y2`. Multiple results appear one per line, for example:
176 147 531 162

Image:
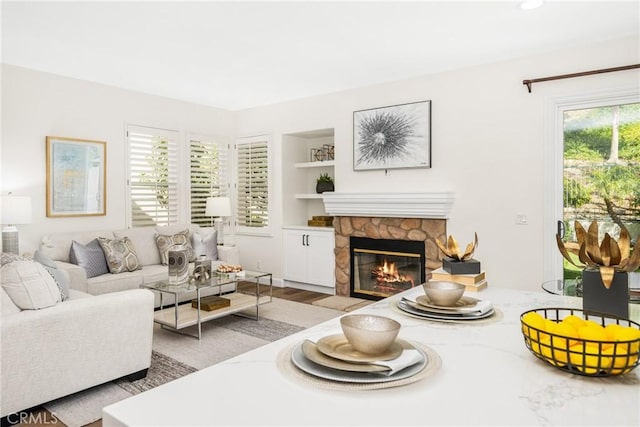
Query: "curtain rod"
523 64 640 93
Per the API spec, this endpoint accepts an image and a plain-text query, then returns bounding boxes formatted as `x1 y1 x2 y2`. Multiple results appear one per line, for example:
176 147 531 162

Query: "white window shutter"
127 125 180 227
236 136 269 230
189 137 229 226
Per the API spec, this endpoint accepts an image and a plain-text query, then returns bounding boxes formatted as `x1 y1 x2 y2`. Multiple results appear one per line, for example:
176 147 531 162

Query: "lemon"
554 322 580 347
541 336 570 366
569 343 609 374
601 346 638 375
522 311 546 342
522 312 545 330
583 319 602 329
562 314 586 330
577 324 608 343
611 327 640 353
604 324 625 340
544 319 557 335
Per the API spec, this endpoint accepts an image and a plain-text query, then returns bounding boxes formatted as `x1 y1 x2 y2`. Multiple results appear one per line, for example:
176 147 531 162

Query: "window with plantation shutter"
127 125 180 227
235 135 270 232
190 136 229 227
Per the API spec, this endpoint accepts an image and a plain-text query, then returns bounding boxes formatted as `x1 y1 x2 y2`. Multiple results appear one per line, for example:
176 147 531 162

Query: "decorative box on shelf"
442 257 481 275
307 215 334 227
193 295 230 311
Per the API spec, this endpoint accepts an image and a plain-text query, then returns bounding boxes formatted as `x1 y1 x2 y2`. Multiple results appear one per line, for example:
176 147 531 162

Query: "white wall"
234 36 640 291
1 64 234 254
3 37 638 292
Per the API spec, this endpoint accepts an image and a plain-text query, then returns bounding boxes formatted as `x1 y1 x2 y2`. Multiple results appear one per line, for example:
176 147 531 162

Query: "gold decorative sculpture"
556 220 640 289
435 232 478 261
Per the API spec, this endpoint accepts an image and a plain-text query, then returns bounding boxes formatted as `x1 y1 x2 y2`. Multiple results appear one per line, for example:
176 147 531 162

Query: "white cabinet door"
283 230 308 283
282 228 335 288
305 231 335 287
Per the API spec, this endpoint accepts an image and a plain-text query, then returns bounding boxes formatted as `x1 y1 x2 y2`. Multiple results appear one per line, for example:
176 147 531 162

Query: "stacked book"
307 215 334 227
429 268 487 292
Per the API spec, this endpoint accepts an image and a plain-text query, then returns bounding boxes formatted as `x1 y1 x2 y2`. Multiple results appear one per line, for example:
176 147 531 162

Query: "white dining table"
103 286 640 426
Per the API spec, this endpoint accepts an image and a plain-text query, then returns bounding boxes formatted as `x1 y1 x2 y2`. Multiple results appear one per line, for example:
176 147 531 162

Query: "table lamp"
1 193 33 255
205 196 231 245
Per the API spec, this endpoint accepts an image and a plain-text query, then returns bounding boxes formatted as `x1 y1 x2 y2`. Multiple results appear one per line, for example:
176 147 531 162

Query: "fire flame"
372 260 414 286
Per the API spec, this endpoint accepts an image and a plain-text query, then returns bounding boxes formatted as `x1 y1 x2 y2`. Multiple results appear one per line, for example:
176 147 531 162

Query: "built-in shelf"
294 160 335 169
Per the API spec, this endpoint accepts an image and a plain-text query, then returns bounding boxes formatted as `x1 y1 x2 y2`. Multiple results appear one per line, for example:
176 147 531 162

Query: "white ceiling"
2 1 639 111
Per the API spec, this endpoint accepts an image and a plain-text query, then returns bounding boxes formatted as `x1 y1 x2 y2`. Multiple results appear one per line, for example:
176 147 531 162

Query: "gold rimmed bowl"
340 314 401 355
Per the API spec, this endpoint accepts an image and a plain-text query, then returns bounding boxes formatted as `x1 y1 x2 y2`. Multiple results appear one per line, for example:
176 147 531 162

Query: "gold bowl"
423 281 465 306
340 314 401 355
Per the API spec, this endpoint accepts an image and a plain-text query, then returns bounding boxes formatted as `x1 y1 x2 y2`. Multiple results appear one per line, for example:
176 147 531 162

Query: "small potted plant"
316 173 334 194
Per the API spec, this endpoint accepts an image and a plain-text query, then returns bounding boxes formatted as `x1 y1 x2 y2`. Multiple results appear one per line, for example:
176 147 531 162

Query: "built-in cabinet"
282 227 335 291
282 128 336 293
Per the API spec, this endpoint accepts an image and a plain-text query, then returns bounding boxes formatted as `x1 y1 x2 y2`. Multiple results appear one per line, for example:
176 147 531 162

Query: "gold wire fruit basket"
520 308 640 377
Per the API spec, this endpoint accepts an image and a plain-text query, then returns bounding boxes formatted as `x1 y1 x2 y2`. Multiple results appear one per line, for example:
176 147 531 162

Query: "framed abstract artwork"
353 100 431 171
46 136 106 217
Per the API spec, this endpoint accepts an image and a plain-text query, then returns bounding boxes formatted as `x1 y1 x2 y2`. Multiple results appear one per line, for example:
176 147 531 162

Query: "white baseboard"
283 280 336 295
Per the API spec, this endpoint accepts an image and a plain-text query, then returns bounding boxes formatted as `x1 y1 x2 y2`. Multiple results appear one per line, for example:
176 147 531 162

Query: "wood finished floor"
4 286 330 427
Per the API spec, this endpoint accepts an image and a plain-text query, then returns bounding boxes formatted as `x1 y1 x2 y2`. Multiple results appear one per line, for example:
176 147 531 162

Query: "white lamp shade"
205 197 231 217
1 195 32 225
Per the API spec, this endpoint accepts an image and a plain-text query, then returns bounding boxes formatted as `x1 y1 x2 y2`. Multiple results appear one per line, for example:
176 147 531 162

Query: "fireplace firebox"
350 236 426 300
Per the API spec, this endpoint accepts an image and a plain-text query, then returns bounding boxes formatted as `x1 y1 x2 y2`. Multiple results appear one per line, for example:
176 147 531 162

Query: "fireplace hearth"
350 236 426 300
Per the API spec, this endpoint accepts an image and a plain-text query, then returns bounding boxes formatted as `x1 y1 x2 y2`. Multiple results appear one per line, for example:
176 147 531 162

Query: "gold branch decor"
436 232 478 261
556 221 640 289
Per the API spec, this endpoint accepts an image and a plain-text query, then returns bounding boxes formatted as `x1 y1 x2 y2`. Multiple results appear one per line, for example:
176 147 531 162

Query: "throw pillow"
34 249 69 301
0 252 29 266
1 260 62 309
69 239 109 278
98 236 142 274
192 230 218 261
155 230 195 265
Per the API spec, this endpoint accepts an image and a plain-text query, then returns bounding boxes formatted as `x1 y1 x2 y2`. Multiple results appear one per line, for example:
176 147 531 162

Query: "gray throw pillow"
34 249 69 300
192 230 218 261
98 236 142 274
155 230 195 265
69 239 109 278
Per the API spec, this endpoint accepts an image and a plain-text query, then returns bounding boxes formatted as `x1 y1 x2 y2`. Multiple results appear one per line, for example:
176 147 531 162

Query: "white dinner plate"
397 300 495 321
415 295 481 310
291 340 428 384
404 297 493 316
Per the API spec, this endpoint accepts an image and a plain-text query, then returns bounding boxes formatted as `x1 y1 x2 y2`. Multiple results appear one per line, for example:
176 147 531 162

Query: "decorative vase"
316 181 334 194
582 268 629 319
168 247 189 284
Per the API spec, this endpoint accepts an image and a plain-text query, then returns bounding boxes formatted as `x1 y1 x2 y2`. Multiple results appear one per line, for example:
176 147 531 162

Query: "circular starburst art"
353 101 431 171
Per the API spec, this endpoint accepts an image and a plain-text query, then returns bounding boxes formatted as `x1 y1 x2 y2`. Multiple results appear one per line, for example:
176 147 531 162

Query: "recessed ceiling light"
520 0 544 10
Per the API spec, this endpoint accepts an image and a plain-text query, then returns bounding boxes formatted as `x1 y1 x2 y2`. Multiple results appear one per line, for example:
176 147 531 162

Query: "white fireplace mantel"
322 192 455 218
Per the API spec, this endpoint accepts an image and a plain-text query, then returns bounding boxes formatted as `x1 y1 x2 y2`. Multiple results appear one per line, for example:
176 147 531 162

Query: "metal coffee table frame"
142 271 273 340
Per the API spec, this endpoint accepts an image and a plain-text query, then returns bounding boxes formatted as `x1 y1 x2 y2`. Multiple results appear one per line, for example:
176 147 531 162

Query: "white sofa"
38 224 239 301
0 287 154 418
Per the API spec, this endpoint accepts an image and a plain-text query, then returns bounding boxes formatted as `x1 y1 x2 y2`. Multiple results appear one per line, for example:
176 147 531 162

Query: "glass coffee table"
142 270 272 339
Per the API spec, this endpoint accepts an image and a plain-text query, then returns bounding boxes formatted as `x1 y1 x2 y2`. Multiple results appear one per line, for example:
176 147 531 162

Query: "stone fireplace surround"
323 192 454 297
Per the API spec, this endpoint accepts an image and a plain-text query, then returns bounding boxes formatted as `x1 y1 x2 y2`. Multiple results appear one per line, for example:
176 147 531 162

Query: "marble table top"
103 286 640 426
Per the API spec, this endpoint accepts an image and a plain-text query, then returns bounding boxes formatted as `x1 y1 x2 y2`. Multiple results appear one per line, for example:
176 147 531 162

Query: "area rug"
114 351 198 395
43 298 342 427
312 295 373 312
